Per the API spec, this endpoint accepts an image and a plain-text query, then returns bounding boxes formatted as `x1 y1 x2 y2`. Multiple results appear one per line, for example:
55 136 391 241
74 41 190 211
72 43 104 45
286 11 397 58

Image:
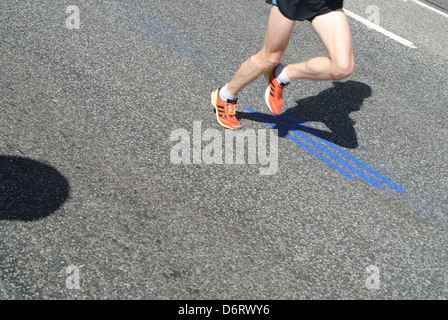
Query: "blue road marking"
272 115 384 189
283 115 406 193
245 107 356 180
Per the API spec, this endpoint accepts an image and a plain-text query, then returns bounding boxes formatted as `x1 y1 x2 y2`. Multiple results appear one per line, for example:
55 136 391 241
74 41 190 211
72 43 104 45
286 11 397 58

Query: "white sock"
219 84 237 101
275 64 291 86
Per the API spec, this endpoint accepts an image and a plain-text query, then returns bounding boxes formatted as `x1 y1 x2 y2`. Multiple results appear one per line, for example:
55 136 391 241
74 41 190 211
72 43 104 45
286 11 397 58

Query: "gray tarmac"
1 0 447 299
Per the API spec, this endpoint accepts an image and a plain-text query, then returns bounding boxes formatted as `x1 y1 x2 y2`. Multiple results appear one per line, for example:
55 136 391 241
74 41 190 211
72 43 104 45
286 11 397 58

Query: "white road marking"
343 9 417 49
411 0 448 18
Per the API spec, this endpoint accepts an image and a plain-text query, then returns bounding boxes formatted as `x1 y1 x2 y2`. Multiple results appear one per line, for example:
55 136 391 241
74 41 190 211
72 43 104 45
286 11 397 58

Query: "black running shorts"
265 0 344 22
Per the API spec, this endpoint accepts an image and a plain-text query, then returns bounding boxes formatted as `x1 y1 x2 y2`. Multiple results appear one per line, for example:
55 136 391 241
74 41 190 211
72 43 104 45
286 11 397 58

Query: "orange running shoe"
264 66 286 115
211 88 242 130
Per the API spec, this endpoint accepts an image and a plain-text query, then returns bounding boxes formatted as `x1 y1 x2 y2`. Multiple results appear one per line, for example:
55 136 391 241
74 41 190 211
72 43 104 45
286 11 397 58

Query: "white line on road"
343 9 417 49
411 0 448 18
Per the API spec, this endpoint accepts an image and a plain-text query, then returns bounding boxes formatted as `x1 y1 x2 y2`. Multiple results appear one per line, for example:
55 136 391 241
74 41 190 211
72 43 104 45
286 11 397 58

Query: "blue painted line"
390 174 447 215
414 190 448 216
283 115 406 193
90 0 161 45
120 0 235 80
92 0 265 97
115 1 184 49
271 115 384 189
245 108 356 180
90 0 230 81
117 0 237 75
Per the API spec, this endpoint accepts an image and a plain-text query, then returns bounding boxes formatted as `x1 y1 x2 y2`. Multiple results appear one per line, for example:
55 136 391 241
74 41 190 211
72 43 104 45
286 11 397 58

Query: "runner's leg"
285 9 354 81
226 6 296 96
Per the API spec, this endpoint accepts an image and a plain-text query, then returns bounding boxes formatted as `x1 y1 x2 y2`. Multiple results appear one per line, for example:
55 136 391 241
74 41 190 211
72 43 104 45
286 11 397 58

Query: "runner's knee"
254 50 283 71
265 52 283 70
330 58 354 80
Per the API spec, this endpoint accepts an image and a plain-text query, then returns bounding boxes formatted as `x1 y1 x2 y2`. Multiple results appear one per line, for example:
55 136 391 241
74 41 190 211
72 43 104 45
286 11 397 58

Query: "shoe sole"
264 71 281 115
210 90 240 130
264 85 275 115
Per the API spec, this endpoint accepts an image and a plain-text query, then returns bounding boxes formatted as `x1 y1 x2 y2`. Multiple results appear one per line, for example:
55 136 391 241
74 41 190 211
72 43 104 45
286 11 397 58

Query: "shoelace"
226 103 236 116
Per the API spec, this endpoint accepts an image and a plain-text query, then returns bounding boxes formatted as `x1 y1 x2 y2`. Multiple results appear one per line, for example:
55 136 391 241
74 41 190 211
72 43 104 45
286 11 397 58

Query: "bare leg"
285 9 354 81
226 7 295 96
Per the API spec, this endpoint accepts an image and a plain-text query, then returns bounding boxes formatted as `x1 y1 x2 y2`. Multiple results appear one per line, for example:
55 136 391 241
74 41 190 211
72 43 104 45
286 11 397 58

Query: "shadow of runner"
239 80 372 149
0 156 70 221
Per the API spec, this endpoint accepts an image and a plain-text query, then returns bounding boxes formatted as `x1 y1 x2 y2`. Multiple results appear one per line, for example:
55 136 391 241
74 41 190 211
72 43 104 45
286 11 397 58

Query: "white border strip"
411 0 448 18
343 9 417 49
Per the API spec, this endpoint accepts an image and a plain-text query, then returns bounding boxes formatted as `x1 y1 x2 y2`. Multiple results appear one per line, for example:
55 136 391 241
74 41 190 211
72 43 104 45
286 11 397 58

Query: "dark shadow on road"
0 156 70 221
238 81 372 149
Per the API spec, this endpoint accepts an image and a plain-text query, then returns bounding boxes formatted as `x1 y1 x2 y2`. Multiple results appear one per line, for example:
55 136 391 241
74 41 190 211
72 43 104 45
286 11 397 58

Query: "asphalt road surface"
1 0 447 300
